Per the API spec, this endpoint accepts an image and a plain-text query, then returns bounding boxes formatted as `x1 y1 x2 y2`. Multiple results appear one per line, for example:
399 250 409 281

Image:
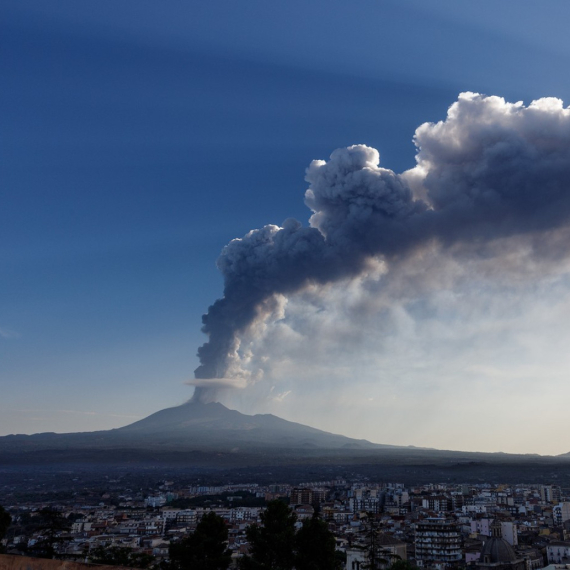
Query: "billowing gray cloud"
411 93 570 243
191 92 570 403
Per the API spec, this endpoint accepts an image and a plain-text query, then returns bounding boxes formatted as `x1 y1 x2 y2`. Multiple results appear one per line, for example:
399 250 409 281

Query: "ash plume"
191 92 570 403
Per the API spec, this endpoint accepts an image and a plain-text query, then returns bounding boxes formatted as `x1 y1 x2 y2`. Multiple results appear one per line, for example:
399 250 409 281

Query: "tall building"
422 496 453 512
290 488 312 505
415 518 462 569
500 522 518 546
541 485 562 504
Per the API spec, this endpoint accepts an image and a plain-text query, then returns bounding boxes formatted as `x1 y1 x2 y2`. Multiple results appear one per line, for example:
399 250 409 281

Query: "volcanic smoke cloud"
192 92 570 403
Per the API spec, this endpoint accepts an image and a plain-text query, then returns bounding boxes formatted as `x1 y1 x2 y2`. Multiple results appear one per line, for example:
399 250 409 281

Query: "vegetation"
0 505 11 554
238 500 341 570
388 561 418 570
167 501 342 570
239 500 297 570
170 492 265 509
359 512 406 570
169 511 232 570
295 515 342 570
25 508 71 559
89 545 155 568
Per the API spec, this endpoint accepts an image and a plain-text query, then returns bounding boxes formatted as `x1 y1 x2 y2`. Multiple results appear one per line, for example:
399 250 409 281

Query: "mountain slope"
1 402 569 475
0 401 386 454
116 401 386 449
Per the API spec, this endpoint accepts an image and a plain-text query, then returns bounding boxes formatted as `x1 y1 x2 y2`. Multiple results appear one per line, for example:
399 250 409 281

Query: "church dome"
479 538 518 564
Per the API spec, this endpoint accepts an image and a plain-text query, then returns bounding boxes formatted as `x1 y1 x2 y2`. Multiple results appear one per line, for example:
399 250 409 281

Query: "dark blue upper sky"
2 0 570 440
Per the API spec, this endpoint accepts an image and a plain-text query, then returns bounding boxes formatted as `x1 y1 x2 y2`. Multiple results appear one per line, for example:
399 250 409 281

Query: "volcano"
113 401 384 450
0 401 388 466
1 402 569 479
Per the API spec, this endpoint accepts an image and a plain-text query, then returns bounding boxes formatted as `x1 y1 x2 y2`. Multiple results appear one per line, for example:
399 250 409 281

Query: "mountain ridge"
1 402 569 473
114 400 391 450
0 401 389 452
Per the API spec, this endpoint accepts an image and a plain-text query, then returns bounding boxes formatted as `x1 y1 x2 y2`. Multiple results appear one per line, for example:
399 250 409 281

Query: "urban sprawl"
1 477 570 570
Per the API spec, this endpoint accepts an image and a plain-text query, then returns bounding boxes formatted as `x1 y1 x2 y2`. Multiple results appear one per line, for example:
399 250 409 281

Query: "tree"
169 511 231 570
89 545 155 568
0 506 11 554
27 508 71 559
388 562 417 570
240 500 297 570
359 512 401 570
295 515 342 570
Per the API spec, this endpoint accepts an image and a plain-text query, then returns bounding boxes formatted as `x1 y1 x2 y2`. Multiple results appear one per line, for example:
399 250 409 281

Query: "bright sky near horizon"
2 1 570 455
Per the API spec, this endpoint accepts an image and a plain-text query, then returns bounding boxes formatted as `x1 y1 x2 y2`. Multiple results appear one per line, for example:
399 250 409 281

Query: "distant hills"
0 402 569 482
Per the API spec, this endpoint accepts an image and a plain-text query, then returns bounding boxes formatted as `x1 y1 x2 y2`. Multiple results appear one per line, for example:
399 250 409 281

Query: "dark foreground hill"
0 402 569 483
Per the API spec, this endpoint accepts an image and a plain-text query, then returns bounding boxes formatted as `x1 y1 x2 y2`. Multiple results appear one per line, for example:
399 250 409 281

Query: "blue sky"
2 1 570 453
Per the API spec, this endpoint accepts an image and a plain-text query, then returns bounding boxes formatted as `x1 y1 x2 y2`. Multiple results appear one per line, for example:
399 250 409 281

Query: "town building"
415 518 462 569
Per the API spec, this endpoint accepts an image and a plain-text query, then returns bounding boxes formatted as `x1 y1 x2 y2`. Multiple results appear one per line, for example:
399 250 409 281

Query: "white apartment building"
554 504 570 525
415 519 462 569
547 543 570 565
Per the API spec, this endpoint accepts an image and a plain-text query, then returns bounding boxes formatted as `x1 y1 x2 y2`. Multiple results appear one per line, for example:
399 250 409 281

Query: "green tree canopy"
295 515 342 570
388 561 417 570
240 500 297 570
89 545 155 568
359 512 403 570
0 506 12 554
169 511 231 570
27 508 71 559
